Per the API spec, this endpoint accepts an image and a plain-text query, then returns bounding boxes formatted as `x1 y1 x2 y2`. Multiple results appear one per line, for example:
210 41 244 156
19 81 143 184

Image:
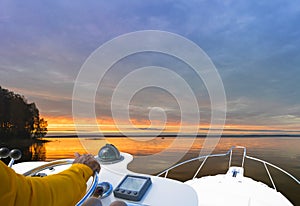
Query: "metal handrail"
157 146 237 177
245 155 300 186
228 146 246 168
193 156 208 179
157 152 229 177
157 146 300 189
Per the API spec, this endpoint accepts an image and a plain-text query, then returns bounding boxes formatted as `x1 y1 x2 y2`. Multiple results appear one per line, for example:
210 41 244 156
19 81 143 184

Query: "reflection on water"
29 142 46 161
0 140 46 165
1 137 299 205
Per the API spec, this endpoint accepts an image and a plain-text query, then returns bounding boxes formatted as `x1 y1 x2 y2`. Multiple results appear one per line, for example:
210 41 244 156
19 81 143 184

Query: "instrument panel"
114 175 152 201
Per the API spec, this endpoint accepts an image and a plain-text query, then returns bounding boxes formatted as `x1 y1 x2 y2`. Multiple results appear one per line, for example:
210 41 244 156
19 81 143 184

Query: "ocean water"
2 136 299 205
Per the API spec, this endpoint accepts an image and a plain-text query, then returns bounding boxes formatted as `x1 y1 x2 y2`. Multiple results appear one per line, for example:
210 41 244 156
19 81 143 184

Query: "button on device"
127 191 131 194
133 192 138 195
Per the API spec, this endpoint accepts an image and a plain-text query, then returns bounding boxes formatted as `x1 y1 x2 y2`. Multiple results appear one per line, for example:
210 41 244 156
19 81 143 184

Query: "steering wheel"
23 159 99 206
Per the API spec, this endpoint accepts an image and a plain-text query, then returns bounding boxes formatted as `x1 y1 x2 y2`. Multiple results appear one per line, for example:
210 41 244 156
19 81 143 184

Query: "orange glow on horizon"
43 115 299 136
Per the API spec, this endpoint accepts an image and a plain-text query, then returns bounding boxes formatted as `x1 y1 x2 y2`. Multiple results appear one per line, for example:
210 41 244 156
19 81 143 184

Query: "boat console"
11 145 198 206
9 145 300 206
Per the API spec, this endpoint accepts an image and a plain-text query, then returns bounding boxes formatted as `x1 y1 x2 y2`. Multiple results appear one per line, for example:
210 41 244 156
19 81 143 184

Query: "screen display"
119 176 147 191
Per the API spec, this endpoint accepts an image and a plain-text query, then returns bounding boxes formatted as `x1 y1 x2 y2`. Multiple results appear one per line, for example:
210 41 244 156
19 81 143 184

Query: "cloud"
226 96 300 128
0 0 300 133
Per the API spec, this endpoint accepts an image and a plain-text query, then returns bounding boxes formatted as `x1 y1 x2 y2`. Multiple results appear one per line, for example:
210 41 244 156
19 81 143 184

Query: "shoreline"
45 134 300 138
0 138 50 145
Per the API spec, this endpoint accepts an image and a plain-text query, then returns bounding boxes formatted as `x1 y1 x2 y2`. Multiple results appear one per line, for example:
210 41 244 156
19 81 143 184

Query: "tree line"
0 86 47 140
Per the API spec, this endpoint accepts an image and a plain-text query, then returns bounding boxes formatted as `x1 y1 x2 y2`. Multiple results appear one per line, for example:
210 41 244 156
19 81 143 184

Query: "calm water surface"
2 137 299 205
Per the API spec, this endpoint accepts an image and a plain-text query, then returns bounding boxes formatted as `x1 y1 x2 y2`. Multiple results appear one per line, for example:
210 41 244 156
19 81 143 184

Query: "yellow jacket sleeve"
0 160 93 206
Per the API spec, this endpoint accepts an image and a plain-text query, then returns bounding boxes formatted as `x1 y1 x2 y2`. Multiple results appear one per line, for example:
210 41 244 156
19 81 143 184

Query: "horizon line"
45 133 300 138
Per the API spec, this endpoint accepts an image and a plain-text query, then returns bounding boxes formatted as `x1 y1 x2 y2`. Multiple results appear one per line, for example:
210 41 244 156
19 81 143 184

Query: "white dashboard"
12 152 198 206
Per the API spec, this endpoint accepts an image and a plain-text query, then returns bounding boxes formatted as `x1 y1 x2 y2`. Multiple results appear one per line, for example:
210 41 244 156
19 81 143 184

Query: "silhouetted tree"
0 86 47 140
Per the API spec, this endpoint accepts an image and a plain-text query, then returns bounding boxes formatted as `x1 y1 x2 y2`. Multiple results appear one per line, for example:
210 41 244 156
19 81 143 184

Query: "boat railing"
157 146 300 191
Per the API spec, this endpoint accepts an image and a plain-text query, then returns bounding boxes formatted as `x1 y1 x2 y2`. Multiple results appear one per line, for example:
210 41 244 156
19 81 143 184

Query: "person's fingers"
86 154 93 158
74 152 80 158
87 156 101 173
94 162 101 173
73 153 101 173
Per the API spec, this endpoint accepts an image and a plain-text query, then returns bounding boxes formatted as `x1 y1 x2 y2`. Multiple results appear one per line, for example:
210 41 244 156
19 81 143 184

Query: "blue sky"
0 0 299 134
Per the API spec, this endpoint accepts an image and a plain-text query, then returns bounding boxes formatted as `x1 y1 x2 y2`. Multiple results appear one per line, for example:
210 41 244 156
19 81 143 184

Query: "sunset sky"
0 0 300 135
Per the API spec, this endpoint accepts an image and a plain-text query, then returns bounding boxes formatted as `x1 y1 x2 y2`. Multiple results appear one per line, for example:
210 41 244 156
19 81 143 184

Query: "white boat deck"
186 167 293 206
11 146 299 206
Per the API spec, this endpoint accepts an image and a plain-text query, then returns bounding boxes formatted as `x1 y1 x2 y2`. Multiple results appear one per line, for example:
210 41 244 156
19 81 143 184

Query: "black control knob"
0 147 10 159
9 149 22 160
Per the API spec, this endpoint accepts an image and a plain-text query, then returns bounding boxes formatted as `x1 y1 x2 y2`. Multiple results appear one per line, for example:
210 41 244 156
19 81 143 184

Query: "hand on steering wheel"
23 156 100 206
74 153 101 174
